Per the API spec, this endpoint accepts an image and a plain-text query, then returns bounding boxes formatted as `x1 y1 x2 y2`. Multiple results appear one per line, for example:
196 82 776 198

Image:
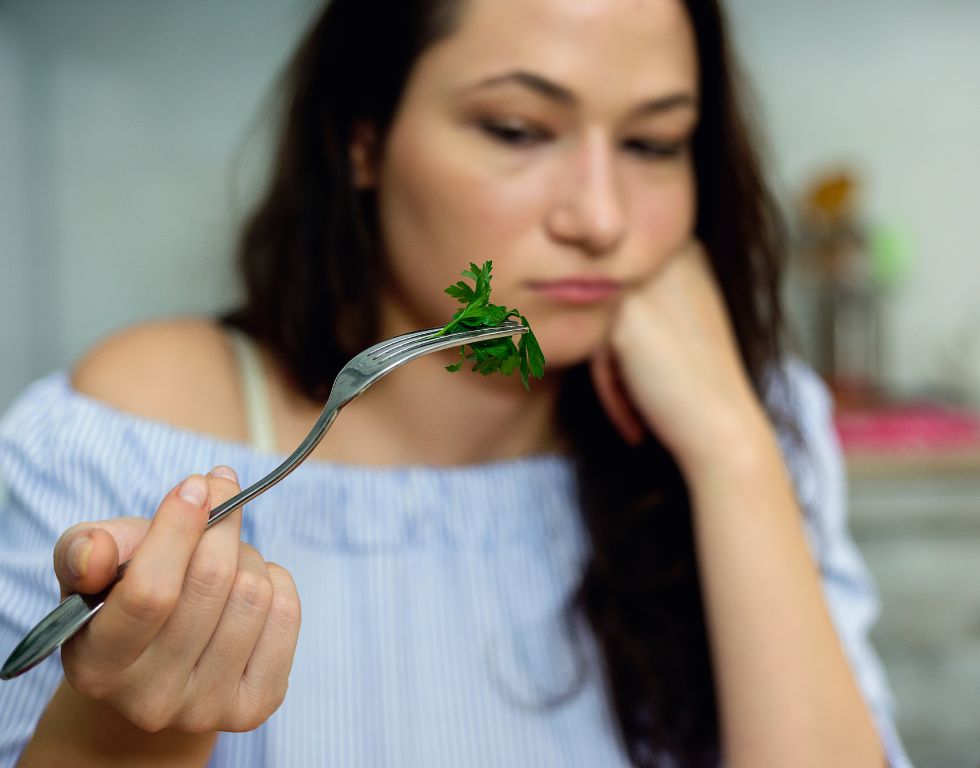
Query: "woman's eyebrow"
460 70 698 117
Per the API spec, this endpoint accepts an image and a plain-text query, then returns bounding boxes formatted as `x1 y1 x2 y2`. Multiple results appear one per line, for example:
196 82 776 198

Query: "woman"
0 0 909 765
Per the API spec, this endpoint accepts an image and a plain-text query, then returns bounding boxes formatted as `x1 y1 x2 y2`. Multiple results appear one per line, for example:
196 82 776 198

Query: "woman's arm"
680 408 883 767
593 241 884 767
18 682 216 767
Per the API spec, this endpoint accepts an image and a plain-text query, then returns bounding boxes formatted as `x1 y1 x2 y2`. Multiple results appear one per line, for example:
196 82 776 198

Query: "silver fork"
1 320 527 680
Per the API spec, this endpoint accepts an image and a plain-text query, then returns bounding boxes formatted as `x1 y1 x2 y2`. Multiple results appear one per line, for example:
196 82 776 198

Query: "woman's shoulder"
69 316 248 444
0 319 263 535
763 355 833 418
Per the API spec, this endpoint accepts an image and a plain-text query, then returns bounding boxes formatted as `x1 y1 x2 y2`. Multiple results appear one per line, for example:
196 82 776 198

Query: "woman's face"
364 0 700 369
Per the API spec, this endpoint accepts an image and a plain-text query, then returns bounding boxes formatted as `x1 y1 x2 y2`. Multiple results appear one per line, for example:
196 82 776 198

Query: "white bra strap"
227 328 278 455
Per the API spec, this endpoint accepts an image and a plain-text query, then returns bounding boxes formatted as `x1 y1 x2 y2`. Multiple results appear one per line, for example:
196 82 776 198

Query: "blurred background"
1 1 978 764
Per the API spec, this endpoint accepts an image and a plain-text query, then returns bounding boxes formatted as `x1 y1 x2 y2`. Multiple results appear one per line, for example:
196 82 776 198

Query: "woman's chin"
533 320 609 371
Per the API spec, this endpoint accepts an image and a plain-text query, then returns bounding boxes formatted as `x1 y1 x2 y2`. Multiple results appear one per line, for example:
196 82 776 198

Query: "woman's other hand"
590 240 769 471
50 467 302 734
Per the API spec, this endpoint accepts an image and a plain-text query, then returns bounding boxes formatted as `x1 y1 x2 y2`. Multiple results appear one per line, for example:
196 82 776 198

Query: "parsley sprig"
435 261 545 389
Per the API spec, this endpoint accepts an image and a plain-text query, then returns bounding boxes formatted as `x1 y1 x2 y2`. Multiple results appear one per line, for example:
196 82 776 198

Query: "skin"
21 0 884 765
371 0 698 366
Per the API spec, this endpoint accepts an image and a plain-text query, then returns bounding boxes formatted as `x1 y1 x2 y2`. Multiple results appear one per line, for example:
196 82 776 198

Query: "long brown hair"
222 0 791 763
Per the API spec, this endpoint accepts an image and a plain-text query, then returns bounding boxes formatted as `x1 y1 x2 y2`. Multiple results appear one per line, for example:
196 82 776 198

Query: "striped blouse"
0 357 912 766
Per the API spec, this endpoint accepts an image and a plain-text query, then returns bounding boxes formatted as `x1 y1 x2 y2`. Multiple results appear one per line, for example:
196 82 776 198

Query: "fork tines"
373 321 525 361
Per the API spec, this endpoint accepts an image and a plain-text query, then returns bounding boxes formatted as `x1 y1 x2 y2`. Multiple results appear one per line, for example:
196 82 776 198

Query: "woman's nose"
545 133 626 256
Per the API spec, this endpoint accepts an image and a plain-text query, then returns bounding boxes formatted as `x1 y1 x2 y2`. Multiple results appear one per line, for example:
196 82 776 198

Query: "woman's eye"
479 120 547 146
623 139 686 161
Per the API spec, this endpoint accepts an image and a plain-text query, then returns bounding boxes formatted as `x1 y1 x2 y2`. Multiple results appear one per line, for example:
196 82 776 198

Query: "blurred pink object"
835 404 980 454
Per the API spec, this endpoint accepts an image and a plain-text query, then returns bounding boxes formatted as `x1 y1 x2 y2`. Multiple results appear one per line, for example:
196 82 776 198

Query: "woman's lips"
528 278 623 304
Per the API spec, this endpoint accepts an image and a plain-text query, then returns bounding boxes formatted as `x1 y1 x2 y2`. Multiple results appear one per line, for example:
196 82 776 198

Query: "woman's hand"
50 467 302 735
590 240 769 472
591 242 886 766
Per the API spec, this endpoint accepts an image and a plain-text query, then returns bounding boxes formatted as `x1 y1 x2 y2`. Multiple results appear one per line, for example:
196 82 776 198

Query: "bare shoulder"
70 317 247 441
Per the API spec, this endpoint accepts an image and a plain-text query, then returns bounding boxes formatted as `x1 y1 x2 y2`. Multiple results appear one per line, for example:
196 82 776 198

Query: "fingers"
235 563 301 728
56 465 301 735
186 544 277 728
72 474 213 670
149 469 245 677
590 345 646 447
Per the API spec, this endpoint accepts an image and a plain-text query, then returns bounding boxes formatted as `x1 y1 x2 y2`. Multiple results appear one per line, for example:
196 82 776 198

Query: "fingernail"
178 475 208 506
67 535 92 580
209 465 238 483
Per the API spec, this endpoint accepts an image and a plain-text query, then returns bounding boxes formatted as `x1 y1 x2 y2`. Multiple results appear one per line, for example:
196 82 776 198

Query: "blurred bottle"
942 319 980 408
796 171 881 408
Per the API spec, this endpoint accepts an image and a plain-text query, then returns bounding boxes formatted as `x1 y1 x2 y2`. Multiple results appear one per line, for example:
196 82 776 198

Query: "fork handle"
0 589 109 679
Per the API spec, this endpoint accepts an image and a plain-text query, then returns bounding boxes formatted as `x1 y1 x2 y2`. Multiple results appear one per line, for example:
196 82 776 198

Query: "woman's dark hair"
223 0 790 763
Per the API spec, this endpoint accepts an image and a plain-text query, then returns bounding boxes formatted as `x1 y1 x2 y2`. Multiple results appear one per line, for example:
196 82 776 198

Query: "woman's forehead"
417 0 698 107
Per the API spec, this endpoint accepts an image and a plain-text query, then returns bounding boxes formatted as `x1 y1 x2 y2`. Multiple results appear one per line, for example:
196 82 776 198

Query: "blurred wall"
728 0 980 395
0 16 33 410
1 0 979 410
0 0 319 411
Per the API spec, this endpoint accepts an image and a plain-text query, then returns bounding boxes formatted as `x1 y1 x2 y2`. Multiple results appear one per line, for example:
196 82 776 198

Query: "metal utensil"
1 320 527 680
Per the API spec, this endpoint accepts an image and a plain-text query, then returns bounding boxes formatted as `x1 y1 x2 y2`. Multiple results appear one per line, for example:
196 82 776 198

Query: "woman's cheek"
636 181 695 263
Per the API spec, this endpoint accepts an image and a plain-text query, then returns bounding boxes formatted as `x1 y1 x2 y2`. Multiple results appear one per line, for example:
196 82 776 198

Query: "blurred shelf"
846 449 980 479
836 398 980 485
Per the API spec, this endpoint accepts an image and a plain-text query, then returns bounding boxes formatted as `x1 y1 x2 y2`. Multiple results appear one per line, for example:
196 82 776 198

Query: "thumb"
53 517 151 598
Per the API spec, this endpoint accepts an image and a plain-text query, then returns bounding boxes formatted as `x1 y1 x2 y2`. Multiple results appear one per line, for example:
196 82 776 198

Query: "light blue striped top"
0 362 912 766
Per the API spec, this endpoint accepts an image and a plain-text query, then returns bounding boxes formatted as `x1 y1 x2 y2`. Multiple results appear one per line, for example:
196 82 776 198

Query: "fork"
1 320 527 680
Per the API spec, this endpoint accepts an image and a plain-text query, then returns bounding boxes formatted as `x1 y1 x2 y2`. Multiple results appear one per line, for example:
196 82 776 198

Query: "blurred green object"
871 222 915 289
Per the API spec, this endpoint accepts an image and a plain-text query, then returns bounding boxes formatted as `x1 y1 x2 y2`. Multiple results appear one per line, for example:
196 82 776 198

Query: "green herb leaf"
520 315 545 378
437 261 545 389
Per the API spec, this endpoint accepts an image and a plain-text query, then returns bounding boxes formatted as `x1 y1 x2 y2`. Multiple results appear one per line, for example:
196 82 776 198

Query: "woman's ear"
349 120 379 190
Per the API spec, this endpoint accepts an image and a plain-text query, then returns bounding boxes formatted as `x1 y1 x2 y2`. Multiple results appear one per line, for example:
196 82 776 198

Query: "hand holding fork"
1 320 527 727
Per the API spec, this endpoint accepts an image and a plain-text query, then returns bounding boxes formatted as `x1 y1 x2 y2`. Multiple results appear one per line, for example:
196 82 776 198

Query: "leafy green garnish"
435 261 545 389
